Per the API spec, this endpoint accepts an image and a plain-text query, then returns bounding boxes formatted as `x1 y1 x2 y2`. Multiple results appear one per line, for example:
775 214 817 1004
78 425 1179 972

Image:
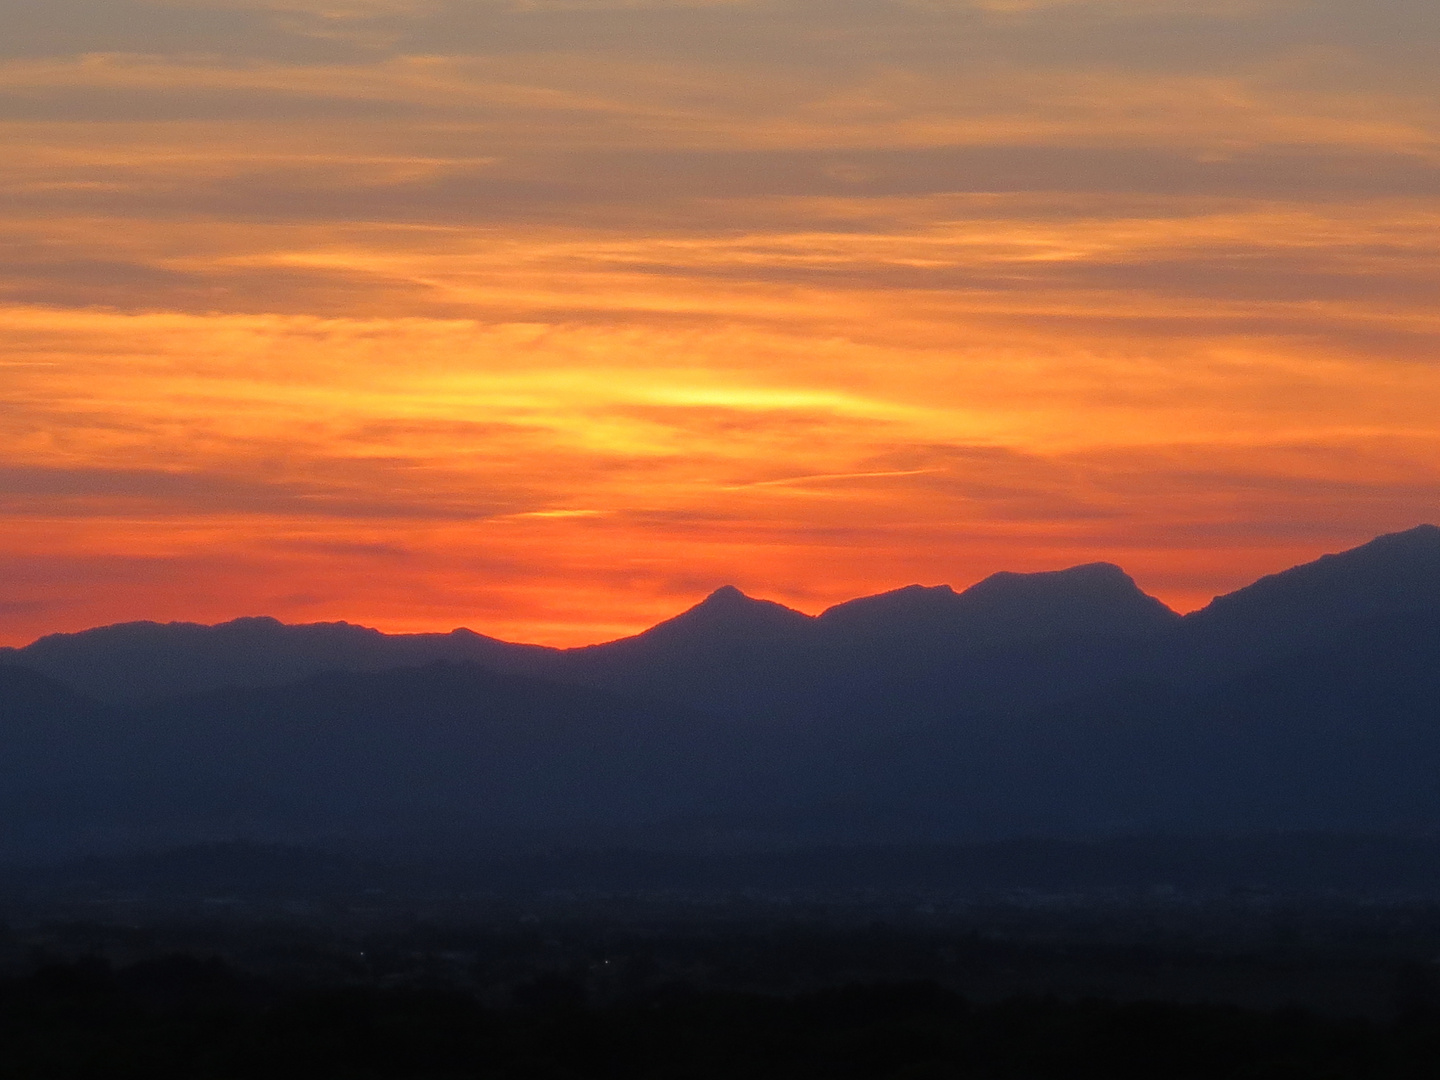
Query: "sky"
1 0 1438 646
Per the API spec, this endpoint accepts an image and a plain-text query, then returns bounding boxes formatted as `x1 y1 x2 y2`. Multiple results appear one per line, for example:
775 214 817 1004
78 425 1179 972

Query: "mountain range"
2 524 1439 857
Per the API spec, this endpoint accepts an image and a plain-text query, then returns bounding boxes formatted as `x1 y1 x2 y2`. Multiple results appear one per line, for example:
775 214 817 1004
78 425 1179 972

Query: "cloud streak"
0 0 1435 643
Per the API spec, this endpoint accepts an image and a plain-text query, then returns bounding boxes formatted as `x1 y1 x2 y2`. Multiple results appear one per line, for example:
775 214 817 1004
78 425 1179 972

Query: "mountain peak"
699 584 751 606
816 566 1176 643
1360 522 1440 550
676 585 784 623
594 586 813 653
967 561 1130 592
817 583 958 630
677 585 810 626
953 562 1178 637
8 614 537 704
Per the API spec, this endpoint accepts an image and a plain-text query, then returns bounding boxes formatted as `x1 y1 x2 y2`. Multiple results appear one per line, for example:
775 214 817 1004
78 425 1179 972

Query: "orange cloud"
0 0 1437 644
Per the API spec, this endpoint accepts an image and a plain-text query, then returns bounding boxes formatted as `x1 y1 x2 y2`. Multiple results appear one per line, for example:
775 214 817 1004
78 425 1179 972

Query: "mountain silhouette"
0 662 740 857
653 585 815 641
816 563 1178 644
0 663 93 723
570 585 814 663
1186 524 1440 641
952 605 1440 837
0 615 548 704
1 564 1179 715
2 525 1439 856
1153 524 1440 681
535 586 818 716
542 564 1180 719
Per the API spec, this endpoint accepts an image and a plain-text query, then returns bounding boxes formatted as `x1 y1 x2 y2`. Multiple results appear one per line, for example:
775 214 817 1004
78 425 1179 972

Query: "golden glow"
1 0 1437 644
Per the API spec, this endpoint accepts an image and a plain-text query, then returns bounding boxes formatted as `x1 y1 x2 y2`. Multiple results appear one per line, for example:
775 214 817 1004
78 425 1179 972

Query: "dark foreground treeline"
6 958 1440 1079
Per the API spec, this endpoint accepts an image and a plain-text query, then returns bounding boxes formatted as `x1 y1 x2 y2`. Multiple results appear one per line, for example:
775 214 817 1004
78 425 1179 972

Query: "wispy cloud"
0 0 1435 644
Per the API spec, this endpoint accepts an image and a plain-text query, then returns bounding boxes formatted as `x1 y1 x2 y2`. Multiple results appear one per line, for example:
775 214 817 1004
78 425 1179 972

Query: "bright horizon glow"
2 0 1438 647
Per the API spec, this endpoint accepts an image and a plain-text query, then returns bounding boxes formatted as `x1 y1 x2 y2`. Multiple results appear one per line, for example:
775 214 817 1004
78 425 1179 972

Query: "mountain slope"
1 525 1438 855
2 563 1179 721
543 566 1179 720
0 616 554 704
534 586 818 716
0 661 747 857
883 607 1440 839
816 563 1178 644
10 529 1435 715
1183 524 1440 647
2 552 1439 854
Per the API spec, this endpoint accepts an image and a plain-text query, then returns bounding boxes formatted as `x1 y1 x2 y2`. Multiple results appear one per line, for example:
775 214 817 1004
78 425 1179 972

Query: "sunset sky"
2 0 1438 645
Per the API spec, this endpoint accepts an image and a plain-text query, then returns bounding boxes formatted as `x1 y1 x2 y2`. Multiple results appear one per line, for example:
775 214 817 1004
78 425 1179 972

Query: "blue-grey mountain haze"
1 524 1438 858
